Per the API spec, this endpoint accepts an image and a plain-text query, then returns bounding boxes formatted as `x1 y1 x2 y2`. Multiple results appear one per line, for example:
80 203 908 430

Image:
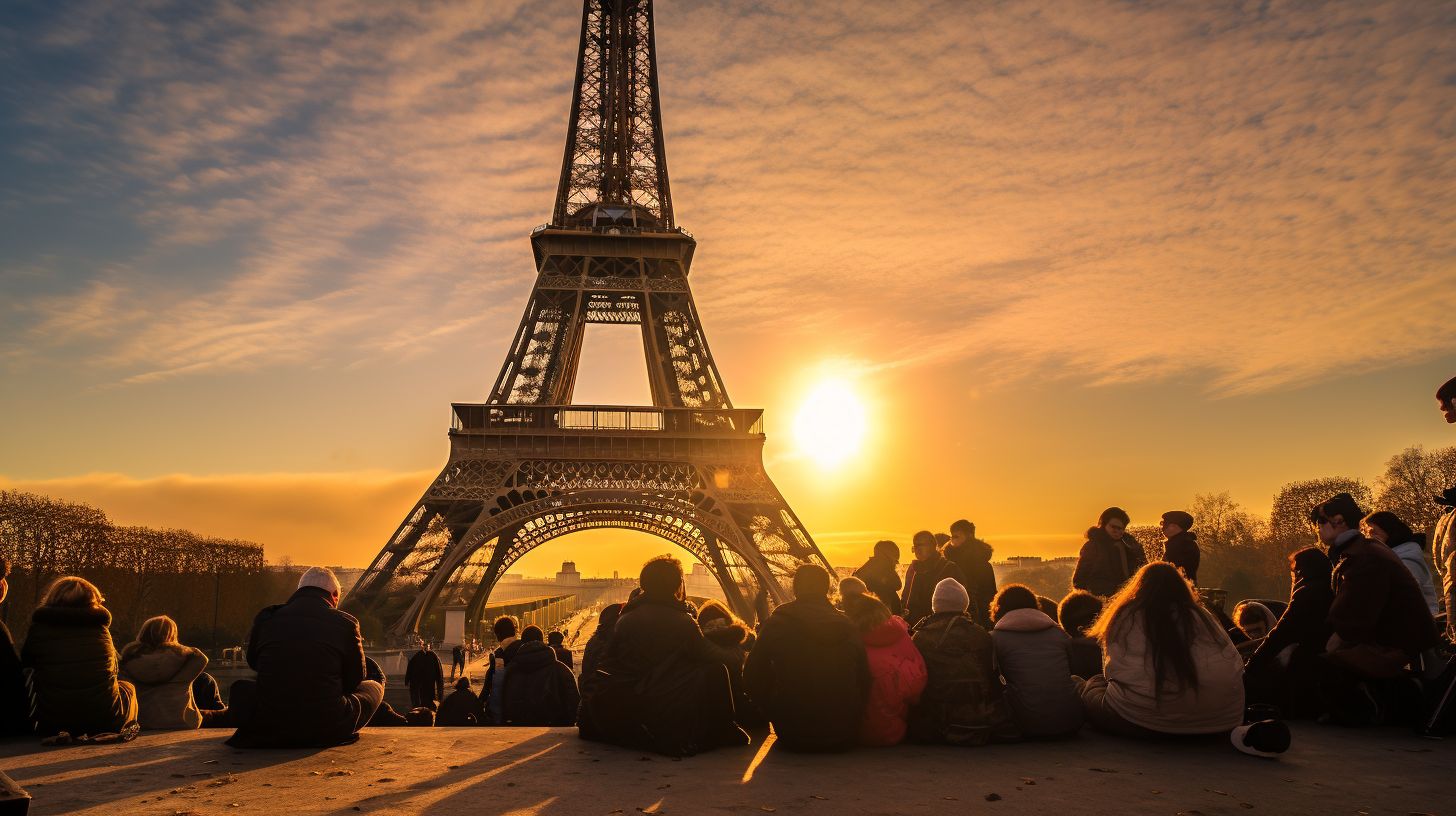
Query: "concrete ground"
0 724 1445 815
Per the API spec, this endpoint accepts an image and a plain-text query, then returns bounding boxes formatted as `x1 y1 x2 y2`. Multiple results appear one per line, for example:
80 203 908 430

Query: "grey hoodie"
990 608 1083 738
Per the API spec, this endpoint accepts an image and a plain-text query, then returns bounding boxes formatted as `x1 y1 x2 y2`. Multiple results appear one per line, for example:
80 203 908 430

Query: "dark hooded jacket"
226 586 369 748
436 684 485 726
743 597 870 752
22 604 135 737
405 649 444 703
1163 531 1201 584
502 639 580 726
941 539 997 629
701 618 764 728
0 619 32 736
1327 534 1438 670
908 611 1007 745
901 556 968 628
580 603 622 683
1244 548 1332 716
853 555 904 617
1071 527 1147 598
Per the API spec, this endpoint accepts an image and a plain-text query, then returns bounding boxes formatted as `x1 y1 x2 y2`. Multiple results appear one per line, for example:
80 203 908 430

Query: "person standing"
483 616 523 725
405 642 445 711
853 540 904 617
1160 511 1200 585
1427 376 1456 639
1071 507 1147 598
450 643 466 681
901 531 968 628
942 520 996 629
745 564 871 752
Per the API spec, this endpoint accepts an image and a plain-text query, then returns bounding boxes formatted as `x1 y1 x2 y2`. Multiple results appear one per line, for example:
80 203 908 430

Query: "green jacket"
22 605 134 736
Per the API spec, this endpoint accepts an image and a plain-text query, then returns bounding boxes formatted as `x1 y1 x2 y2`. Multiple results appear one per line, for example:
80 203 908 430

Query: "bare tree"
1374 445 1456 537
1268 477 1373 553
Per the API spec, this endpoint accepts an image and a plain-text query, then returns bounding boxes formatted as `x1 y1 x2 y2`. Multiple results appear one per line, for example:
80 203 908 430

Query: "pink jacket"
859 615 928 746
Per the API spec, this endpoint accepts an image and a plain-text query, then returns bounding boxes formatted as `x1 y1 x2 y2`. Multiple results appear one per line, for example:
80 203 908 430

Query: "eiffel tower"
346 0 833 639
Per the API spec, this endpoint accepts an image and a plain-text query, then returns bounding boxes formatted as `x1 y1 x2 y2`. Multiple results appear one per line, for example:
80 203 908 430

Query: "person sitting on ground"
1160 511 1200 584
697 600 764 730
483 615 523 725
1244 547 1333 718
1076 563 1286 756
436 676 485 726
843 591 926 747
226 567 383 748
1312 492 1438 725
580 556 746 755
1231 601 1279 658
1072 507 1147 598
1058 590 1105 679
1362 511 1441 616
450 643 466 681
0 557 33 736
941 520 997 629
502 626 580 726
118 615 208 730
405 641 445 711
989 584 1083 739
745 564 871 753
192 672 228 725
1035 595 1060 619
580 603 622 684
547 630 574 668
853 539 904 617
901 530 968 628
21 576 138 740
907 578 1010 745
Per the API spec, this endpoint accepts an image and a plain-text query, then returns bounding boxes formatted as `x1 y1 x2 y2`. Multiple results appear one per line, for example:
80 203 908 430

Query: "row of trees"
0 490 301 648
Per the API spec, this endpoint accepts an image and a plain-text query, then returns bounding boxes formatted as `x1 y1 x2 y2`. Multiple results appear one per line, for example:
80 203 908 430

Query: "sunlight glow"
793 378 868 468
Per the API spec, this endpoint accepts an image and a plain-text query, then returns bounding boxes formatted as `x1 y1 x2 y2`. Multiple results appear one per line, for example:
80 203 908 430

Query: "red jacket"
859 616 927 747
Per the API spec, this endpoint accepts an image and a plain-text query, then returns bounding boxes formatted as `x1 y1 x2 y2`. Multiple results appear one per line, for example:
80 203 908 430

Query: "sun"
793 378 868 468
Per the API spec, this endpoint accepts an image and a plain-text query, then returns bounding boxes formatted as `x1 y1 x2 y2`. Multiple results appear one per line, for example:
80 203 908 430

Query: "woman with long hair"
21 576 139 740
1077 563 1276 748
119 615 211 730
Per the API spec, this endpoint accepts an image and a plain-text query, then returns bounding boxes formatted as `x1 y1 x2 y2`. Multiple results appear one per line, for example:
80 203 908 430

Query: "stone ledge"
0 724 1445 815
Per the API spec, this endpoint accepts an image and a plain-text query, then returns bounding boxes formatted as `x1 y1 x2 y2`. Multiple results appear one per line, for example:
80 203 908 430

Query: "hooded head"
931 577 969 614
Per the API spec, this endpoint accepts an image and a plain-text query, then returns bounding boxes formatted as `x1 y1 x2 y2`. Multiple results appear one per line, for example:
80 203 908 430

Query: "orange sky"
2 1 1454 576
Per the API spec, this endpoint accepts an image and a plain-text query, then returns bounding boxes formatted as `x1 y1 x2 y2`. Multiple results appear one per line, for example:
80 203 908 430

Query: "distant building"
685 562 727 601
555 561 583 585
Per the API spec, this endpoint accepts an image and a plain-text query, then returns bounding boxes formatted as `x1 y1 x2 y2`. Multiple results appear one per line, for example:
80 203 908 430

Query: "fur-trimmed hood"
119 642 206 684
31 604 111 628
700 619 748 648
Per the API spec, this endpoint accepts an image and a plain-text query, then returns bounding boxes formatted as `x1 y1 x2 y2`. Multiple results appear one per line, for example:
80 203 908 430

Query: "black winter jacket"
853 555 904 617
0 619 31 735
22 605 132 737
901 556 968 628
503 640 580 726
405 649 444 700
941 540 998 629
1163 531 1201 584
743 598 869 752
1071 528 1147 597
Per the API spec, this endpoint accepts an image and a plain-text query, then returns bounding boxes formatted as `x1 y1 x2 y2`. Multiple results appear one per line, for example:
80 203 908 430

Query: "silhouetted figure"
450 643 466 680
1312 493 1437 725
1245 547 1333 718
1160 510 1200 584
744 564 870 753
942 520 996 629
697 600 764 729
1231 601 1278 658
901 530 968 628
0 558 33 736
907 577 1010 745
22 576 138 740
580 603 622 684
844 592 926 747
1362 511 1441 615
226 567 383 748
502 626 580 726
119 615 209 730
579 556 746 755
990 584 1083 739
483 615 522 725
547 630 574 668
1058 590 1105 679
1072 507 1147 598
406 643 445 710
1436 376 1456 640
191 672 229 728
1078 564 1249 739
853 540 904 617
437 677 484 726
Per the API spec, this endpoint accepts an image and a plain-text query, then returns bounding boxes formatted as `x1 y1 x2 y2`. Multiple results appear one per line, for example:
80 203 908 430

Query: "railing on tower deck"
450 404 764 436
531 223 694 240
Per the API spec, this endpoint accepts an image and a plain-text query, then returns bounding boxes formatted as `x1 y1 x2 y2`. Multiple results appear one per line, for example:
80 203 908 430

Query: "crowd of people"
0 376 1452 756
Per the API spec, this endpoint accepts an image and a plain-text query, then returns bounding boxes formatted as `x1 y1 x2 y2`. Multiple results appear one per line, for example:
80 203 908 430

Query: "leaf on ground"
810 795 828 800
1089 768 1118 773
376 778 397 783
325 770 354 777
985 793 1002 802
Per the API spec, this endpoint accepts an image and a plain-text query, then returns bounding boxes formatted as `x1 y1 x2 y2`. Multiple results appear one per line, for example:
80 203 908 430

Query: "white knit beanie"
931 577 970 613
298 566 341 595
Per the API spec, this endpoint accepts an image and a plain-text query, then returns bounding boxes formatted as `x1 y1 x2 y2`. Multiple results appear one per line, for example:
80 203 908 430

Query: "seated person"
119 615 209 730
1231 601 1279 658
22 576 138 739
1057 590 1104 679
436 677 485 727
843 592 926 747
0 557 34 736
226 567 384 748
502 626 579 726
908 578 1010 745
745 564 870 753
990 584 1083 739
547 630 574 668
1245 547 1333 718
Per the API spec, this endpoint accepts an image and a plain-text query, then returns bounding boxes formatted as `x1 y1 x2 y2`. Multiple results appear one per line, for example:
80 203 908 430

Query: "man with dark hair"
546 630 573 668
483 615 522 725
1312 493 1438 725
1058 590 1104 678
901 531 968 628
405 642 445 711
1435 376 1456 640
501 626 579 726
745 564 871 752
853 540 903 617
1072 507 1146 598
450 643 466 680
0 557 32 735
579 555 745 755
942 519 997 629
1160 510 1200 584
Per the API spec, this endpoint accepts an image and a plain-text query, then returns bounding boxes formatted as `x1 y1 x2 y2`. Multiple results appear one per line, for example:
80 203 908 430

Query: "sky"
1 0 1454 576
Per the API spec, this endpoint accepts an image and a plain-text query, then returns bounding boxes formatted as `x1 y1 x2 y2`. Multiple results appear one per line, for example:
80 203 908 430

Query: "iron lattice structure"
347 0 831 639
